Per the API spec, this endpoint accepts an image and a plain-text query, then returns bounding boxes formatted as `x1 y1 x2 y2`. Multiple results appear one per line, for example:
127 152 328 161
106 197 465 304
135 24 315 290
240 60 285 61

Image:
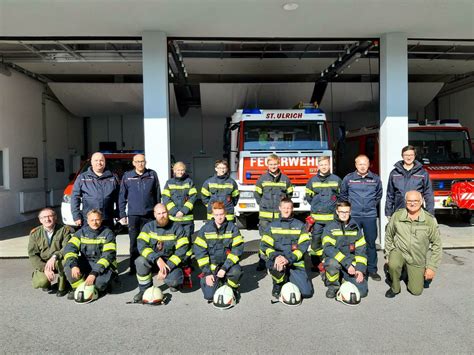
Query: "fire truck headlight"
239 191 254 199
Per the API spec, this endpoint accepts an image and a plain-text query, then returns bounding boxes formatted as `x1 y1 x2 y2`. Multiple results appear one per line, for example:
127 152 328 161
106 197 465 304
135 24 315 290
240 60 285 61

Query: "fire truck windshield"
409 130 473 164
243 120 328 151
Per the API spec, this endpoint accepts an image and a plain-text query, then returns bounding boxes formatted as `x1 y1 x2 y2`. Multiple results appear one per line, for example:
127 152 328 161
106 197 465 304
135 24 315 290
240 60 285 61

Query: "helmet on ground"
74 282 98 304
336 282 361 306
213 285 236 310
279 282 302 306
142 286 164 305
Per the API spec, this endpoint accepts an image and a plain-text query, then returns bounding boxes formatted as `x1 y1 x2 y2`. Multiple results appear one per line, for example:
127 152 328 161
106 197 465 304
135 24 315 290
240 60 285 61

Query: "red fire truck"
226 108 332 228
337 119 474 223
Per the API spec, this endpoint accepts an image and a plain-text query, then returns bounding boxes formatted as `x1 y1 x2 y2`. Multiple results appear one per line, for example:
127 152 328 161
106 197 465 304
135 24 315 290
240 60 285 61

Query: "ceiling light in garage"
282 3 299 11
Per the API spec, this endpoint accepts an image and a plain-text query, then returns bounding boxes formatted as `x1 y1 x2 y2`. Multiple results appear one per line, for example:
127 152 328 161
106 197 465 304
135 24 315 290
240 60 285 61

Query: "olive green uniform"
27 224 73 291
384 208 442 295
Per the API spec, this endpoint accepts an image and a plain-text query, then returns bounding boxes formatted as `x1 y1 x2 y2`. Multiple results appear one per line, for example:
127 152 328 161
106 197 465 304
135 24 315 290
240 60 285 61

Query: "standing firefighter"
133 203 190 302
63 209 116 299
305 156 341 272
254 154 294 271
259 198 313 299
322 201 368 299
201 160 239 221
162 161 197 238
194 202 244 303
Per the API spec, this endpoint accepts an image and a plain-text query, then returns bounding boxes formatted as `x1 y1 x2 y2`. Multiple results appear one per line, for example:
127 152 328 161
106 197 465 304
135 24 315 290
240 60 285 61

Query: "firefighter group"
29 148 442 308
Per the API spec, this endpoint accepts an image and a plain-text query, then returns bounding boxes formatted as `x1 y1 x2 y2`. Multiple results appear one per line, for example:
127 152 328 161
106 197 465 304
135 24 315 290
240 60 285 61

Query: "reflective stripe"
310 213 334 221
326 271 339 282
194 237 208 249
149 234 176 241
265 248 275 258
169 255 181 266
312 182 339 188
175 237 189 249
292 249 303 261
204 232 233 240
138 232 150 243
80 237 107 245
227 279 239 288
97 258 110 268
162 189 171 197
322 236 336 246
298 233 310 244
71 278 85 289
287 186 294 193
232 235 244 247
166 202 176 210
227 253 239 264
355 255 367 265
169 214 194 222
315 249 323 256
262 181 287 188
184 201 194 210
335 252 345 263
293 260 305 268
68 236 81 248
208 183 234 189
168 184 191 190
271 273 285 283
189 187 197 195
344 231 358 236
332 230 358 236
186 249 193 257
305 188 314 196
231 189 239 197
136 273 152 285
64 252 78 261
259 211 279 219
270 227 300 235
355 237 366 248
255 186 262 194
261 235 274 247
103 242 116 252
142 247 153 258
210 264 218 271
197 256 210 267
206 213 235 221
201 187 211 196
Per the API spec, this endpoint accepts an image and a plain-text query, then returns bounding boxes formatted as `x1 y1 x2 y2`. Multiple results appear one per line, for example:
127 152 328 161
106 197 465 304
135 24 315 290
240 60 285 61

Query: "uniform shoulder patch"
30 226 41 234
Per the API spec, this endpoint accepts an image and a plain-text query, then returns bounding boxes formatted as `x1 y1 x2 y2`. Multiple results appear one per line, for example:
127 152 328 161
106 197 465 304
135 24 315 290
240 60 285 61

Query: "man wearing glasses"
119 154 161 275
385 145 434 217
321 201 368 299
384 190 442 298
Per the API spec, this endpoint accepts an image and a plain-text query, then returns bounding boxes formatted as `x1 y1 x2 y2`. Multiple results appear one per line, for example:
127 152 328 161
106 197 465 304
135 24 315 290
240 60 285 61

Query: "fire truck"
337 119 474 223
225 108 332 228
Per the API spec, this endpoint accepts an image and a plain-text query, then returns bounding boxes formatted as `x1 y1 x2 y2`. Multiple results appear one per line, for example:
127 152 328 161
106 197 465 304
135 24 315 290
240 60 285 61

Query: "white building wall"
0 70 83 228
438 87 474 134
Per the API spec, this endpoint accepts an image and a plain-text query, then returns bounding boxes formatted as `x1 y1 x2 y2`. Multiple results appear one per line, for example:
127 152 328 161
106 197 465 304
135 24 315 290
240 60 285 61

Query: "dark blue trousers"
352 217 378 273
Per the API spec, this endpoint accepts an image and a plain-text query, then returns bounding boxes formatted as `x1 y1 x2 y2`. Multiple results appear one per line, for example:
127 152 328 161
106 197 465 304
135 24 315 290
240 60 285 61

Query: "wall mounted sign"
22 157 38 179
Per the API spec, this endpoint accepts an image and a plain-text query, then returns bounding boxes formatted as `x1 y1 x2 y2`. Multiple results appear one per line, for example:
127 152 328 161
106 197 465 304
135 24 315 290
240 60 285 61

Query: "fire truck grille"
432 179 452 191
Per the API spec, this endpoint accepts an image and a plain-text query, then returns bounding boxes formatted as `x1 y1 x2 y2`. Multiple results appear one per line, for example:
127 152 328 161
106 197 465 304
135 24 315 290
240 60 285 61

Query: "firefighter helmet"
213 285 236 310
142 286 164 305
279 282 302 306
74 282 98 304
336 282 361 306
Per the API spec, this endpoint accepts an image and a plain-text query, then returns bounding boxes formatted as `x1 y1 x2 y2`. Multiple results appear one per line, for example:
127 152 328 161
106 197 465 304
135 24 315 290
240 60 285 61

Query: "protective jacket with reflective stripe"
305 172 341 220
322 218 367 273
385 160 434 216
201 174 239 216
339 170 383 218
259 217 310 265
162 175 197 223
254 171 294 220
137 220 189 270
118 168 161 218
71 168 119 222
63 225 116 275
28 224 73 271
193 219 244 275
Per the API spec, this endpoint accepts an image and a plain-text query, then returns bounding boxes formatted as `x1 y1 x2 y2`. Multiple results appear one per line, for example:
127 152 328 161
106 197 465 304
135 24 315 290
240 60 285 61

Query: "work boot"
256 259 266 271
233 289 241 303
385 288 399 298
369 272 382 281
56 288 68 297
326 288 337 299
128 267 136 276
272 283 282 298
67 290 75 300
169 286 179 292
133 290 145 303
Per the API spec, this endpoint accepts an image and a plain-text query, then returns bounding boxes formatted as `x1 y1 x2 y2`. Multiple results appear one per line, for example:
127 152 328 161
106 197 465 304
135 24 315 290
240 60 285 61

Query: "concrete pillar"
142 31 170 185
379 33 408 247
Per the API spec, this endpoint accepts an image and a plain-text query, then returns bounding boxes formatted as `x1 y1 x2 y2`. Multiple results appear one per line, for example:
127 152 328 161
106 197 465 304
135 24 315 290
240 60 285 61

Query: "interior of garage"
0 37 473 227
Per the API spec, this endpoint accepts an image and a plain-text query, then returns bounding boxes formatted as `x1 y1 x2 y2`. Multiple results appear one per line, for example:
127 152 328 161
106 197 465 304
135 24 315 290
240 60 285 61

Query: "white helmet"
142 286 164 305
213 285 236 310
74 282 98 304
279 282 302 306
336 282 361 306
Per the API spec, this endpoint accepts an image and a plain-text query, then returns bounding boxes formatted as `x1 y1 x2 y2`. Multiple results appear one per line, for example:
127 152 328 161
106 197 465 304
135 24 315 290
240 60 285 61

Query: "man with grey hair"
384 190 442 298
71 152 120 228
27 207 73 297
